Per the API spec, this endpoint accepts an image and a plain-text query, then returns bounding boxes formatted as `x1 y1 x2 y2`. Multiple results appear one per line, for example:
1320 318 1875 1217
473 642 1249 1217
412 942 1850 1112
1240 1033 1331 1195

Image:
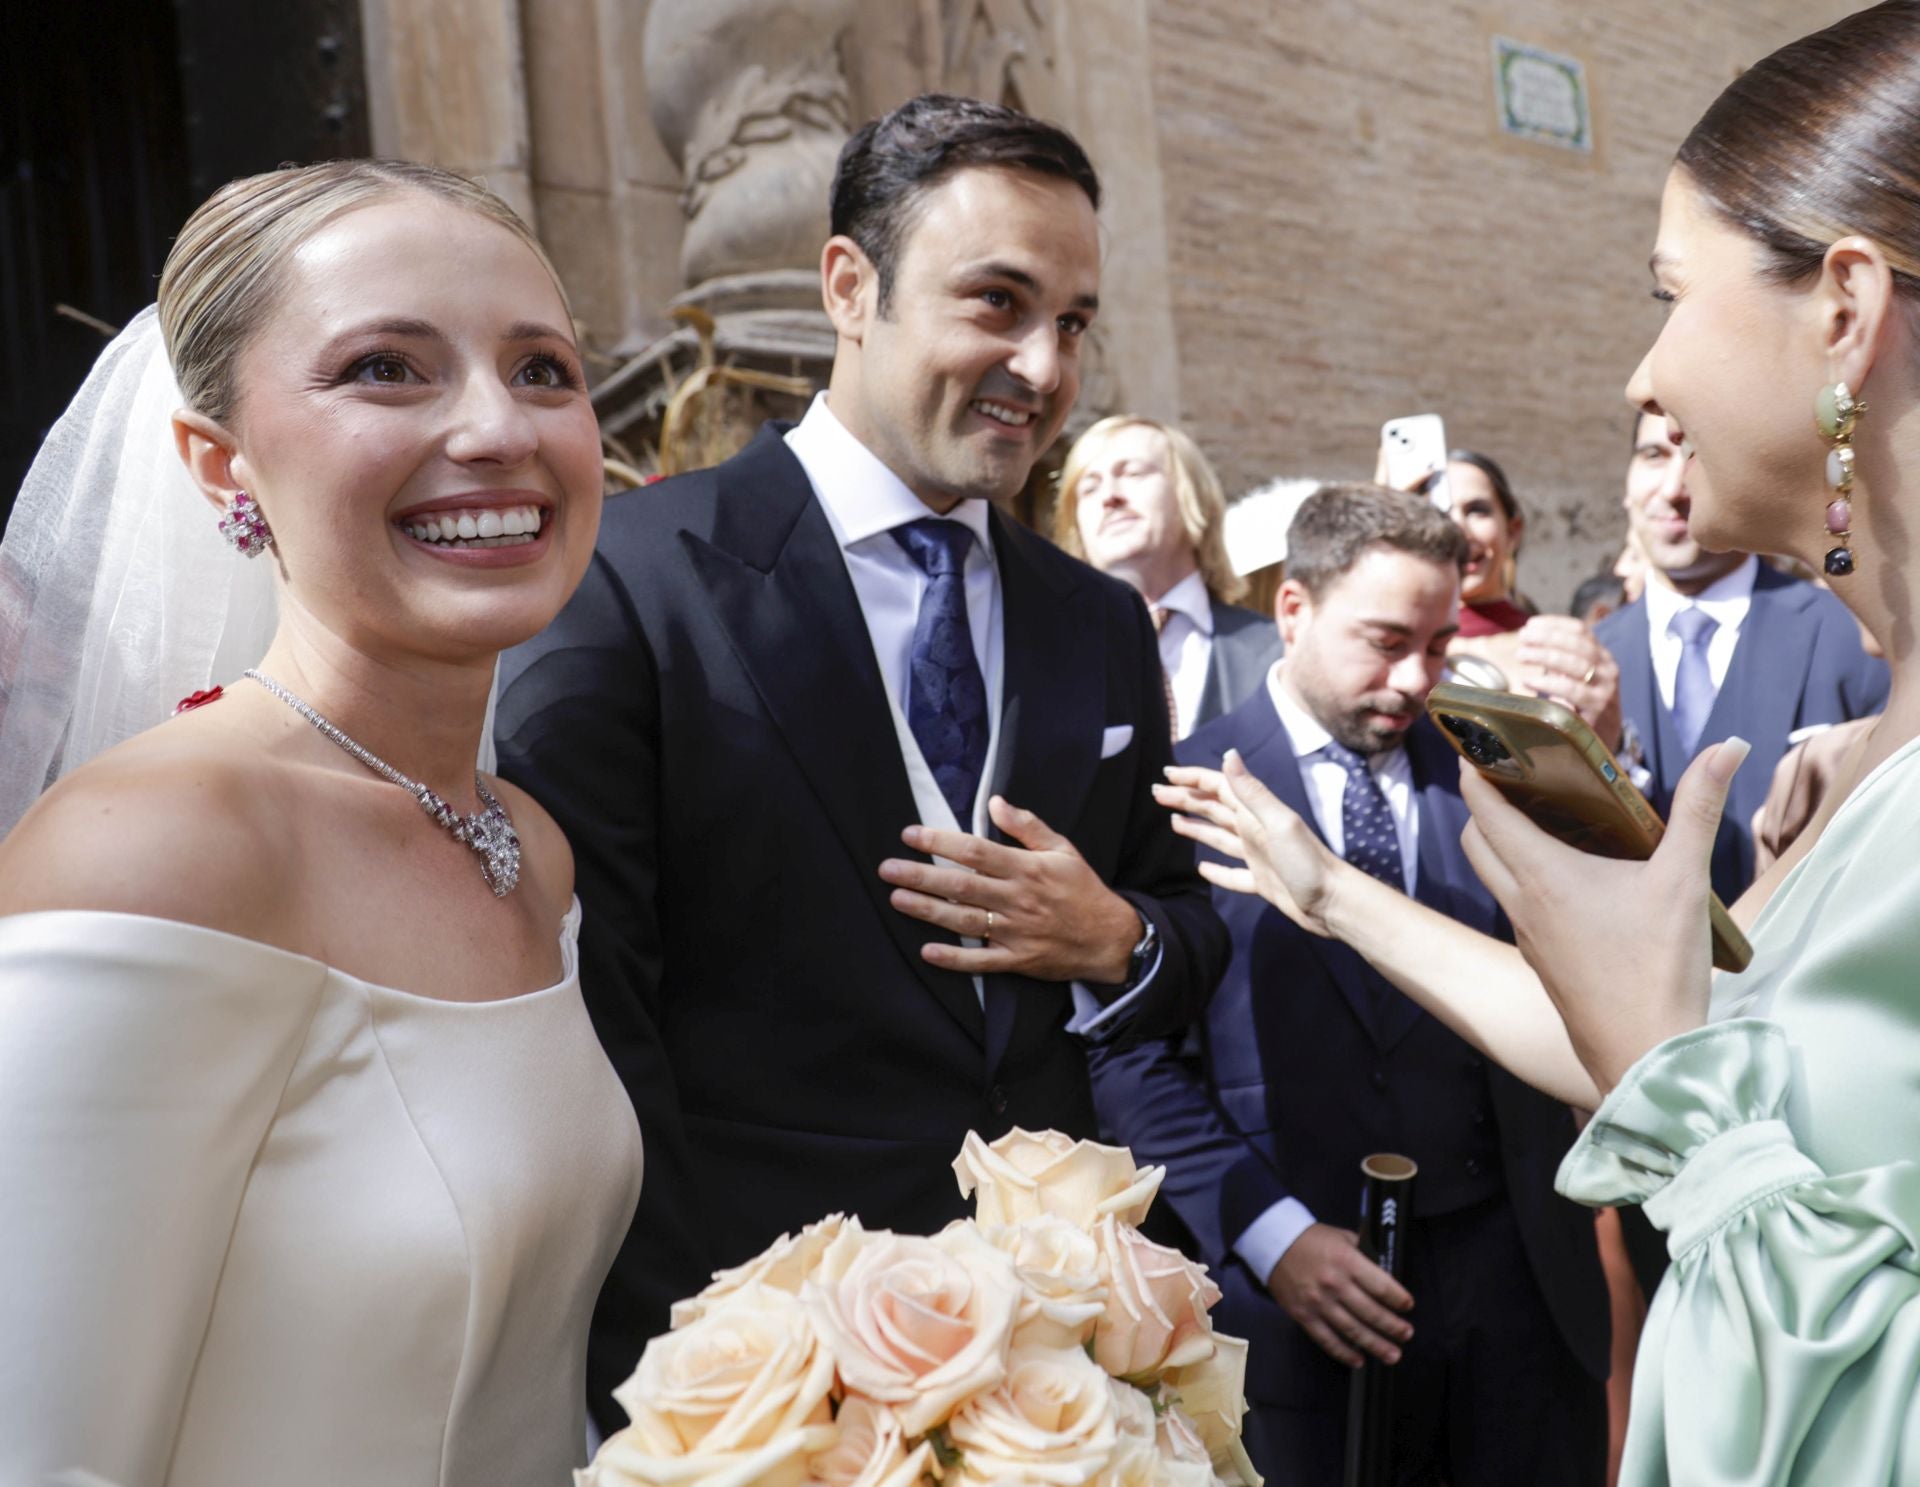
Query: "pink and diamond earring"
1816 382 1863 578
217 490 273 557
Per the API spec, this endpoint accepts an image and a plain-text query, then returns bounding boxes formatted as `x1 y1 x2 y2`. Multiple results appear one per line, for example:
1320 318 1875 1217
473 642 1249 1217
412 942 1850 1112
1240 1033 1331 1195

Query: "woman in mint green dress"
1157 5 1920 1481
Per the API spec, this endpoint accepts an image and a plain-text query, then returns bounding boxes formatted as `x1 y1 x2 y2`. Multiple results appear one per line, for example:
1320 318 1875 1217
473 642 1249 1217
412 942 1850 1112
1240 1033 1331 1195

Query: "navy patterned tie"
1669 606 1720 755
1320 739 1403 890
893 518 990 827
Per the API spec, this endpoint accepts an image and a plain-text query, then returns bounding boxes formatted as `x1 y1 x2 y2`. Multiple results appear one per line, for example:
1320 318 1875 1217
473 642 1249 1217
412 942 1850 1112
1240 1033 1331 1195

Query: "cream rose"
955 1130 1165 1230
584 1284 836 1487
948 1345 1121 1486
672 1215 857 1328
1091 1217 1221 1381
1160 1335 1258 1486
807 1396 936 1487
804 1222 1019 1436
983 1216 1109 1350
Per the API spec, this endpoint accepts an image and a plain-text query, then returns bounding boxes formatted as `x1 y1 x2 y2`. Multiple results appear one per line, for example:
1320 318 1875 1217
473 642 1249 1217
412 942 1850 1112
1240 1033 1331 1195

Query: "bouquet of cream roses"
579 1129 1260 1487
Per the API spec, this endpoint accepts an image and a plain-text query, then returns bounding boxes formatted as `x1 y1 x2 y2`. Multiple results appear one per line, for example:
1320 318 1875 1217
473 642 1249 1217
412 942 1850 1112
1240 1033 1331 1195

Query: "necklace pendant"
457 781 522 897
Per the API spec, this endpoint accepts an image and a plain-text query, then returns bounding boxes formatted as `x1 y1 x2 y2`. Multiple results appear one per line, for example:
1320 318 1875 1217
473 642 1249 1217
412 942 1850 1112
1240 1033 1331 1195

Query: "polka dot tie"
893 518 990 827
1320 738 1403 890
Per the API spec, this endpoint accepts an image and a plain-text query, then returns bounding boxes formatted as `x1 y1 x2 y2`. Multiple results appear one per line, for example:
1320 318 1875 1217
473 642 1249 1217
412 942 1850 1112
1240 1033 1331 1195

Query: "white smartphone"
1381 414 1451 511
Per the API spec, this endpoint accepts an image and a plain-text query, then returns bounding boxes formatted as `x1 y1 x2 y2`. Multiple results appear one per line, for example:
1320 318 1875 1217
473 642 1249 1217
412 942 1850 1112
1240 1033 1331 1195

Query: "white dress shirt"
1149 570 1215 741
1232 665 1421 1282
1642 555 1759 711
784 395 1153 1030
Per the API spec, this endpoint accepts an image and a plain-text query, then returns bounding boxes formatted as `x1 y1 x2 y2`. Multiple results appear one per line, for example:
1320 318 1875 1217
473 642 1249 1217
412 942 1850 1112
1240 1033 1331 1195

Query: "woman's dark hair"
829 93 1101 315
1676 1 1920 296
1447 448 1520 525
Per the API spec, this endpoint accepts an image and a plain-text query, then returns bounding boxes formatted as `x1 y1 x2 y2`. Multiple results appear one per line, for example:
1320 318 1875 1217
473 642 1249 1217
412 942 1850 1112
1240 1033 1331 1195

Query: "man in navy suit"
495 95 1226 1430
1054 415 1284 738
1602 410 1887 903
1091 485 1608 1485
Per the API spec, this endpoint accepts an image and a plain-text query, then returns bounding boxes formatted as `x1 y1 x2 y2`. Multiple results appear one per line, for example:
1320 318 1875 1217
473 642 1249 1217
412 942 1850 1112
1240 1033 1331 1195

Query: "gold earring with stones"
1817 381 1863 578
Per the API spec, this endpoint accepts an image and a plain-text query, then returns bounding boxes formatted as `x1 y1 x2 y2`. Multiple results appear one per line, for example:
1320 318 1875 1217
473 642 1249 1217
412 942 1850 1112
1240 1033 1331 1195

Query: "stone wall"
358 0 1862 602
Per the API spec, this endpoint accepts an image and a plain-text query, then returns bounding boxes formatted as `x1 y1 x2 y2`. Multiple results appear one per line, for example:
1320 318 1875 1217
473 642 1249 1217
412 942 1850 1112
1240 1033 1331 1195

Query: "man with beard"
1090 485 1609 1485
1601 410 1886 904
495 94 1226 1430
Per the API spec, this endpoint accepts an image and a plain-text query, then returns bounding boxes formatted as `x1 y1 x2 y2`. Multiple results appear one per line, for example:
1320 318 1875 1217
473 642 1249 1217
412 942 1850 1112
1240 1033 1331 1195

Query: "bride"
0 160 641 1485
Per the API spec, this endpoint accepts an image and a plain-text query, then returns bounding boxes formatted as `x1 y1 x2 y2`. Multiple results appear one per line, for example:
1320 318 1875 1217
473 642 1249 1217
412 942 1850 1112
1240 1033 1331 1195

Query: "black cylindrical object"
1342 1153 1418 1487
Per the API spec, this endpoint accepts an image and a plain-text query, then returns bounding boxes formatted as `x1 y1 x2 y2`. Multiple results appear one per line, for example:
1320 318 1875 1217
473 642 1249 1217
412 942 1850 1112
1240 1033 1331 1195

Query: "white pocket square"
1100 724 1134 759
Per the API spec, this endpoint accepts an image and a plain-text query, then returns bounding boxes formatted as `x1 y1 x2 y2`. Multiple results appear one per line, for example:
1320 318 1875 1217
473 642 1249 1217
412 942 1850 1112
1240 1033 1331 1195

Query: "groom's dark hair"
829 93 1100 316
1285 485 1469 600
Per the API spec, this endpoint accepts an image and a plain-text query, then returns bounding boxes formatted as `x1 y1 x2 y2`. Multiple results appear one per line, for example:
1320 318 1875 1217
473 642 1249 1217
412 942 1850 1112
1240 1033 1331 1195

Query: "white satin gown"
0 900 642 1487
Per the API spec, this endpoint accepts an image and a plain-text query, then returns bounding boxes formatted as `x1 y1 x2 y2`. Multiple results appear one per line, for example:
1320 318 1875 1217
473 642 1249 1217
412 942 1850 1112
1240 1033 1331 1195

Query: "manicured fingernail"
1711 736 1751 781
902 825 923 847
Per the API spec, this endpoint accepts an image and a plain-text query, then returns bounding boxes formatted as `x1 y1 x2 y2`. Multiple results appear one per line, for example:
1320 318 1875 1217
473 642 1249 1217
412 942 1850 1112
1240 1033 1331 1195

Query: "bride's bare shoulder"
0 721 297 930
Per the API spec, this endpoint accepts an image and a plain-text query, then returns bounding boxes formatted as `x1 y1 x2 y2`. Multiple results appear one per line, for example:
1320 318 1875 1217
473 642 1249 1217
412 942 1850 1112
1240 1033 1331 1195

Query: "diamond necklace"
243 669 521 896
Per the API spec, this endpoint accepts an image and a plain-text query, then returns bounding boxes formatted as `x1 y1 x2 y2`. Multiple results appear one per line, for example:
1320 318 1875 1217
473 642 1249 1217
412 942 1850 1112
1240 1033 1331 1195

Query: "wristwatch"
1124 914 1159 988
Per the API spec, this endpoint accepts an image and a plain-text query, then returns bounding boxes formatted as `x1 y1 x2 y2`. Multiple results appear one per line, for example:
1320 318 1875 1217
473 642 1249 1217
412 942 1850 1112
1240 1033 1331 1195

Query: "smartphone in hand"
1381 414 1451 511
1426 682 1754 973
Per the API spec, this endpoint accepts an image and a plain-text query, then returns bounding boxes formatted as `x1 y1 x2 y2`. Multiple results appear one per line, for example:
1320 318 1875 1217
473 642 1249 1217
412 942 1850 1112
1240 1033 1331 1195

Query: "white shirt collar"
785 392 995 556
1644 553 1759 638
1149 569 1214 635
1266 664 1411 777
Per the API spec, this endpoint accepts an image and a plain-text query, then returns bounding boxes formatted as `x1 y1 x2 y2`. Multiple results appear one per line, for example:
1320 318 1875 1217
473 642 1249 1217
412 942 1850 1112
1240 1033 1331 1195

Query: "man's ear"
1275 576 1312 649
171 408 249 517
820 234 878 343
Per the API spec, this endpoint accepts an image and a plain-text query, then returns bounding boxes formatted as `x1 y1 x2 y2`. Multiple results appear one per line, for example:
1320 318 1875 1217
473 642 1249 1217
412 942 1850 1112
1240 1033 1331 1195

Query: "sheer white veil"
0 307 279 832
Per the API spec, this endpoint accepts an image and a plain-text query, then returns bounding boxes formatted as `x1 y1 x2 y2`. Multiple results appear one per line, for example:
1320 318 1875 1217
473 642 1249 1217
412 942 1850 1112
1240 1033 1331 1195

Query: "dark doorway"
0 0 369 530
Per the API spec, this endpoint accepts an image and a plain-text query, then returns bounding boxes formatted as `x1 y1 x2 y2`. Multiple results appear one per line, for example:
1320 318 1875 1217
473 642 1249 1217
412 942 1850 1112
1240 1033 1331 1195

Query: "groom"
497 93 1226 1428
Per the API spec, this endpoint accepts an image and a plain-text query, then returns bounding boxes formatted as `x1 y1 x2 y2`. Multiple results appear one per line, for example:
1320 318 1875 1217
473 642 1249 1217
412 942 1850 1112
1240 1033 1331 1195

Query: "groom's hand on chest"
878 794 1139 985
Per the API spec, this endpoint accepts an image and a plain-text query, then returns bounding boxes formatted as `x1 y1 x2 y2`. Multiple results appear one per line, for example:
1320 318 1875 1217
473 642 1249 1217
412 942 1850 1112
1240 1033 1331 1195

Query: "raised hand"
1457 737 1749 1094
1153 750 1348 937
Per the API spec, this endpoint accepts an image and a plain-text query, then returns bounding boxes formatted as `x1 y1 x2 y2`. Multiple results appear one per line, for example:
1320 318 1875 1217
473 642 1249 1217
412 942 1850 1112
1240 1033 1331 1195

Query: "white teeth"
975 400 1033 427
401 506 545 545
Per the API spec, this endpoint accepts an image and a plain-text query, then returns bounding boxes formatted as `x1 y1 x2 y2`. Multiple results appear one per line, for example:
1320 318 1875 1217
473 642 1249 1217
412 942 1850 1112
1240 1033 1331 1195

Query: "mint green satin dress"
1559 739 1920 1484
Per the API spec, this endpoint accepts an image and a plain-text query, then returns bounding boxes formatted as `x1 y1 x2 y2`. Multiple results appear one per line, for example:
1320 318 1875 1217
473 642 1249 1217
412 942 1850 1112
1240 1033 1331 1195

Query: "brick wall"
1145 0 1858 608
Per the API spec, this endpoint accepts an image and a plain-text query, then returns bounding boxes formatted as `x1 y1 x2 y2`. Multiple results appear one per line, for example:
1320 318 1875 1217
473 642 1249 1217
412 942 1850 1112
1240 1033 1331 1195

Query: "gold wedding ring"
983 909 995 944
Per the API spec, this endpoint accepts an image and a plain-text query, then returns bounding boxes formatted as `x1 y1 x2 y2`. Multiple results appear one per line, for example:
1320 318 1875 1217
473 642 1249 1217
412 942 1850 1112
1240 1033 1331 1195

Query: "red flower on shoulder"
173 686 225 715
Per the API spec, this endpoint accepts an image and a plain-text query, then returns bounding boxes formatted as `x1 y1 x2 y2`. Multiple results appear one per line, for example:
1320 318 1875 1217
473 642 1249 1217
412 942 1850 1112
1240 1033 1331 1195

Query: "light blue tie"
1669 607 1720 755
892 519 989 827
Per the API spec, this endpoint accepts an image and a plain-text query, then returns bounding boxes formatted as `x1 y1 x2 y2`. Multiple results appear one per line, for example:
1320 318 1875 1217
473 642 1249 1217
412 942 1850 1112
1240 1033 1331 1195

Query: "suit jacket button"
1466 1157 1482 1176
989 1084 1010 1115
1473 1108 1489 1126
1369 1070 1386 1091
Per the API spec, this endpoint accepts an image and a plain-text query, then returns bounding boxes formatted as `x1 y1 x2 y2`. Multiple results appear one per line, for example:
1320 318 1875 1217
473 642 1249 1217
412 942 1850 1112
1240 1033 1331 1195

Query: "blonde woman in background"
1057 415 1283 738
0 161 641 1486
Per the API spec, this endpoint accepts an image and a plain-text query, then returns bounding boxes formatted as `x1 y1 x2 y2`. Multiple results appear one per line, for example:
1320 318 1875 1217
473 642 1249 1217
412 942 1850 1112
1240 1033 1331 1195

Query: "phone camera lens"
1472 727 1511 766
1437 713 1471 742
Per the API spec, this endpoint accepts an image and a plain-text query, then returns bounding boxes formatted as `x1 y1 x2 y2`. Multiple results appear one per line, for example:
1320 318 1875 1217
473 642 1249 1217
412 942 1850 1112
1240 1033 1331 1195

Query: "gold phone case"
1426 683 1753 973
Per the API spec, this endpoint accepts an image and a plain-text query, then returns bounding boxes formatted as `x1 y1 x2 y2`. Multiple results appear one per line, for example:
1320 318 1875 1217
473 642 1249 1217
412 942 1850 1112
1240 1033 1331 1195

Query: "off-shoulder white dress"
0 900 642 1487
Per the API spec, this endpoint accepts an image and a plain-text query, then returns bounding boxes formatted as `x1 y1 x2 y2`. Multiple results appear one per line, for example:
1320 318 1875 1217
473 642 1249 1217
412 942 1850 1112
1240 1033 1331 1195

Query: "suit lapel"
1235 692 1397 1047
1198 599 1234 725
681 430 985 1046
983 513 1100 1073
1702 573 1810 755
1611 603 1661 783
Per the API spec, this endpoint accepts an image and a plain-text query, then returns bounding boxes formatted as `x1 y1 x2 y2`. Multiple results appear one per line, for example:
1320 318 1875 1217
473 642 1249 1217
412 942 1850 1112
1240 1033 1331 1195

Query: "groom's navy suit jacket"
1597 566 1887 903
496 426 1227 1426
1089 690 1608 1413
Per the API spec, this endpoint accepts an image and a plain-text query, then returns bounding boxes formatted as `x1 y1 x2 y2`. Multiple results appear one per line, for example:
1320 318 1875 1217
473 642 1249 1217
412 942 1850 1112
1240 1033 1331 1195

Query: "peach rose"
1091 1217 1220 1381
948 1345 1121 1486
955 1130 1165 1230
804 1223 1018 1436
672 1215 856 1328
583 1284 836 1487
807 1396 936 1487
983 1216 1109 1350
1160 1335 1259 1486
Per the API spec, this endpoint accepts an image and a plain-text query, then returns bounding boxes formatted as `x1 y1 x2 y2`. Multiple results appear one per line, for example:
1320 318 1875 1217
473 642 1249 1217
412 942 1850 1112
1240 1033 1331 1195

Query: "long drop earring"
1817 381 1863 578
